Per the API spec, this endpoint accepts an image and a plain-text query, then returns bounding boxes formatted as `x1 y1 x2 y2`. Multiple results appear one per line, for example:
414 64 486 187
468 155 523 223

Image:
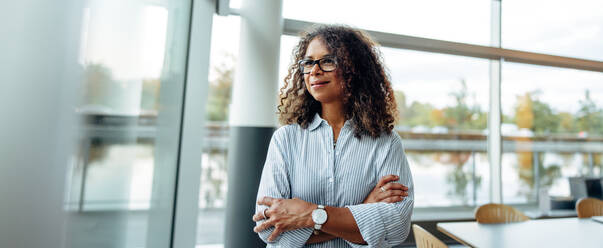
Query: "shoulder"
274 123 303 136
372 130 404 151
272 123 306 143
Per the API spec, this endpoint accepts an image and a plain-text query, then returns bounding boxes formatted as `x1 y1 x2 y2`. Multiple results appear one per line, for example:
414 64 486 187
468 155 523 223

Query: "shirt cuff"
260 226 313 248
346 203 394 246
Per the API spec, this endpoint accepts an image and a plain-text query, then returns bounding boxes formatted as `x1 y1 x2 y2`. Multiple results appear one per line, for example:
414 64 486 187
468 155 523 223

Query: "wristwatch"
311 205 328 235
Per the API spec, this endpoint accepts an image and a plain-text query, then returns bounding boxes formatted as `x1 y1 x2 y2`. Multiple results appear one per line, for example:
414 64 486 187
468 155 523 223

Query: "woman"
253 25 414 247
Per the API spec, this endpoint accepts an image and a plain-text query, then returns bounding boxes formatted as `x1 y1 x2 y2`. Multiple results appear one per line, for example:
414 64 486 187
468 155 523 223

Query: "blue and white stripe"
255 113 414 248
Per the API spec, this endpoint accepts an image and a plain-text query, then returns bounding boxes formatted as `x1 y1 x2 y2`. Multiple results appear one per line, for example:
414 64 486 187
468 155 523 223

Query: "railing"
71 114 603 210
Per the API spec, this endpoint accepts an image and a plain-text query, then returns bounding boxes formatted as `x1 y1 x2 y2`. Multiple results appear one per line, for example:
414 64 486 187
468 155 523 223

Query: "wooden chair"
413 224 448 248
576 197 603 218
474 203 529 224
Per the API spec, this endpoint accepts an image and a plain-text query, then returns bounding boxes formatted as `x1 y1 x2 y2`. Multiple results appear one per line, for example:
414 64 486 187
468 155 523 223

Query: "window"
501 62 603 204
382 47 490 207
282 0 490 45
197 14 240 247
65 0 191 247
502 0 603 61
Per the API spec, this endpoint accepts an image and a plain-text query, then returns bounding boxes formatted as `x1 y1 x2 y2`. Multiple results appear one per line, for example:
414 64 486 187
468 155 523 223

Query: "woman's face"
303 38 345 104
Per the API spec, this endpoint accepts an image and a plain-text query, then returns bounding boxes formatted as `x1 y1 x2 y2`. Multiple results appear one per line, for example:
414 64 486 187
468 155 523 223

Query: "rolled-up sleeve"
345 135 414 247
255 128 313 247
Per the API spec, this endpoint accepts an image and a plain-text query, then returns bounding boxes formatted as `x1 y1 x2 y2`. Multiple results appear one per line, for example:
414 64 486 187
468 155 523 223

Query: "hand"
252 197 316 241
363 174 408 204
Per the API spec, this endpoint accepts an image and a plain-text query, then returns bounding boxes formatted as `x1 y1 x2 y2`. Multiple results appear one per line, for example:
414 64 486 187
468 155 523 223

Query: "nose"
309 63 322 75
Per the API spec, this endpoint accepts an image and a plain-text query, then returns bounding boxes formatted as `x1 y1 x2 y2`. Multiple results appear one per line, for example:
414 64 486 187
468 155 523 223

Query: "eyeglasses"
298 57 337 74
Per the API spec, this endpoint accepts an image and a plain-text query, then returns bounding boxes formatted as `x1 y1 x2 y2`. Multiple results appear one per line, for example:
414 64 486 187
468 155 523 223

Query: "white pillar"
0 0 82 247
225 0 283 247
229 0 283 127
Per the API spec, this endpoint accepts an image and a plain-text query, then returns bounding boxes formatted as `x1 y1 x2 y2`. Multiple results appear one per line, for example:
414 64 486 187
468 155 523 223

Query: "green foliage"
531 98 560 135
206 55 235 121
576 90 603 135
405 101 435 127
399 79 486 131
394 90 407 123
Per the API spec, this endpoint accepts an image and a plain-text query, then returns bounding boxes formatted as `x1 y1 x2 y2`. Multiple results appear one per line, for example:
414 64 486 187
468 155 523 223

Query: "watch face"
312 209 327 225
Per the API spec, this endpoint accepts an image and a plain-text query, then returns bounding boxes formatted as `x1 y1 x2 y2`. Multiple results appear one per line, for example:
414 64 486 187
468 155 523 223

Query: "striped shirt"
255 113 414 247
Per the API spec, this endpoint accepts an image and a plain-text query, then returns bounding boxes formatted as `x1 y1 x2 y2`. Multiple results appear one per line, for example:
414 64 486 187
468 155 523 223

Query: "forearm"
305 232 336 244
320 206 367 245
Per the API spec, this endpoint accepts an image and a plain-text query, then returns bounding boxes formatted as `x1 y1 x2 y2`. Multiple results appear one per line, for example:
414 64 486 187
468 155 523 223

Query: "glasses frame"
298 57 338 74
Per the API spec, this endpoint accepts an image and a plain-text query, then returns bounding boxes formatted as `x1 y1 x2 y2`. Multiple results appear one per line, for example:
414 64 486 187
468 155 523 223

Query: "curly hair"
278 25 398 138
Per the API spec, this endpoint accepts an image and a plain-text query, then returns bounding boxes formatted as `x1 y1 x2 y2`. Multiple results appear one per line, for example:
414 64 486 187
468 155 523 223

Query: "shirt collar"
308 113 353 131
308 113 324 131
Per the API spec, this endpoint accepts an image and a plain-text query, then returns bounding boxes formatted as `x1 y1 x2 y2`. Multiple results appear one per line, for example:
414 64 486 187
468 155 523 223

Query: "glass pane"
501 62 603 204
197 14 240 248
283 0 490 45
502 0 603 61
382 48 490 207
65 0 191 247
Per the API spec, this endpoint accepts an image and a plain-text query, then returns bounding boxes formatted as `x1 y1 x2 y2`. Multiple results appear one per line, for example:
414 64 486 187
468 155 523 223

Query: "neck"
320 101 345 128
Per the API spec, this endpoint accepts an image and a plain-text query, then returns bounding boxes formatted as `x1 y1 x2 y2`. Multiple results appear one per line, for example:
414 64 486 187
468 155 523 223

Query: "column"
224 0 283 247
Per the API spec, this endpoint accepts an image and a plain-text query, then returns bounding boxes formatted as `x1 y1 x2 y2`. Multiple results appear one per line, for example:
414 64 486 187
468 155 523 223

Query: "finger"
386 189 408 197
383 183 408 191
376 174 399 187
381 196 405 203
267 228 284 242
252 212 264 222
252 209 268 222
253 220 273 233
257 196 274 206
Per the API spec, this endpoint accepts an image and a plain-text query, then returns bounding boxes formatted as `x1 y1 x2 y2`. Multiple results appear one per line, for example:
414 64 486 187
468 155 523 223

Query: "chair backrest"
576 197 603 218
474 203 530 224
413 224 448 248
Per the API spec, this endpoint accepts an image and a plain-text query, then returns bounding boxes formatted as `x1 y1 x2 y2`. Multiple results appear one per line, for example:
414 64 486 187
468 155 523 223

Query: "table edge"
436 223 477 248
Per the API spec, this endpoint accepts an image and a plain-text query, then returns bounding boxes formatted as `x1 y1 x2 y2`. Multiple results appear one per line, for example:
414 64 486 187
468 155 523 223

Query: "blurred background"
1 0 602 247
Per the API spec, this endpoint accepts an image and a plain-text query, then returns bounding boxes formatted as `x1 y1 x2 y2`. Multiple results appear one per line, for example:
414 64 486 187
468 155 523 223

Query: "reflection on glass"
502 0 603 61
409 151 489 207
382 48 490 207
65 0 191 247
197 14 240 247
283 0 490 45
501 62 603 204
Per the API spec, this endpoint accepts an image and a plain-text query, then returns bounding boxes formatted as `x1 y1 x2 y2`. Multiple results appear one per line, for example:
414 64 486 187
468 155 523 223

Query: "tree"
206 54 235 121
512 91 562 199
514 93 534 129
405 101 435 127
576 89 603 135
394 90 407 124
531 98 560 135
558 112 576 133
443 79 472 130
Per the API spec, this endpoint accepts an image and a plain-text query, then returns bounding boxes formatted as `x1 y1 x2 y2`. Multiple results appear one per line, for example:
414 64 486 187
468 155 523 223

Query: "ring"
263 208 269 219
380 186 386 193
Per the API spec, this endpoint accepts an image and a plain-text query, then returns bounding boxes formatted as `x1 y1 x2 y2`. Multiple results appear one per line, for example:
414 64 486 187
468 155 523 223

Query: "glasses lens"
299 60 314 73
319 58 336 72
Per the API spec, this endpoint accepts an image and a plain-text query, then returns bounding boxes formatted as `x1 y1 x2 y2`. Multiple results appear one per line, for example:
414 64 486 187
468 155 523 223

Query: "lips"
311 81 330 87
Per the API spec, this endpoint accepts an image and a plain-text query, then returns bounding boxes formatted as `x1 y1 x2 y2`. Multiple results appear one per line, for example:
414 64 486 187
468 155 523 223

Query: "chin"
310 94 339 104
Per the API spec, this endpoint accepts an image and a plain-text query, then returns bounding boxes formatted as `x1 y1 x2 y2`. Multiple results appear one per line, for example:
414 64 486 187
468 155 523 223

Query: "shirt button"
328 177 334 183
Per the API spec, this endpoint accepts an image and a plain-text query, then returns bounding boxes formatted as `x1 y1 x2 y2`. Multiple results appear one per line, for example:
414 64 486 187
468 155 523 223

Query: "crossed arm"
253 175 408 245
254 131 414 247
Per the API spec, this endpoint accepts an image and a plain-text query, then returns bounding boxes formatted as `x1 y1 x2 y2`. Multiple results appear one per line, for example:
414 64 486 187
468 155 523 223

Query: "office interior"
1 0 602 247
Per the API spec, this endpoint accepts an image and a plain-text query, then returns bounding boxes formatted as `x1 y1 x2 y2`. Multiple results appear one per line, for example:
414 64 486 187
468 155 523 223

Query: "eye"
321 58 336 66
299 60 314 67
